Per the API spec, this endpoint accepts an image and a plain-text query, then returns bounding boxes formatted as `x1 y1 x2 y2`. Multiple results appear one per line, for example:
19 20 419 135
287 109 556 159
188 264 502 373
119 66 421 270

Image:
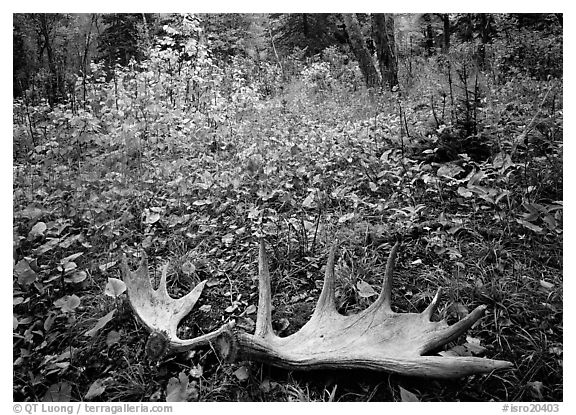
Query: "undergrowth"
13 17 562 402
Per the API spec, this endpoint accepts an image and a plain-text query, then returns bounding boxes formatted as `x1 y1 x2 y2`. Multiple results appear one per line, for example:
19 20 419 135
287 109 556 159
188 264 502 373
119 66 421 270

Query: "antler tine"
422 288 442 320
420 305 488 355
312 245 338 316
367 240 400 313
255 240 274 338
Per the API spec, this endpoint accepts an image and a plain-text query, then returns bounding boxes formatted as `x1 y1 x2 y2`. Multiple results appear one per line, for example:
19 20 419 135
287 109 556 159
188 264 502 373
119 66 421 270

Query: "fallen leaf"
85 310 115 337
15 260 38 286
302 192 316 209
65 270 87 284
399 386 420 402
199 305 212 313
540 280 554 290
233 366 249 381
42 382 72 401
142 235 153 249
245 304 257 314
222 233 234 244
61 252 83 264
166 371 197 402
44 313 56 331
457 187 473 198
465 336 487 355
54 295 81 313
437 164 464 179
225 304 238 313
260 379 272 393
85 378 109 400
106 330 122 347
440 344 470 357
34 239 59 255
338 212 355 223
105 278 126 297
144 211 161 224
181 261 196 275
19 206 44 220
99 261 117 272
517 219 543 233
206 278 219 287
149 390 162 402
59 261 77 274
189 364 203 378
192 199 211 206
527 381 544 400
29 222 47 239
548 346 562 356
357 280 377 298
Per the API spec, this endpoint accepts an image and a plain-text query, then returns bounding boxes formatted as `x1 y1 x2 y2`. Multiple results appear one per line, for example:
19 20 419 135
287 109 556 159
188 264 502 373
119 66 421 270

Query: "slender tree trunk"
442 14 450 53
38 15 58 106
302 13 309 37
371 14 398 90
342 13 379 88
81 14 97 109
268 23 285 81
477 13 491 68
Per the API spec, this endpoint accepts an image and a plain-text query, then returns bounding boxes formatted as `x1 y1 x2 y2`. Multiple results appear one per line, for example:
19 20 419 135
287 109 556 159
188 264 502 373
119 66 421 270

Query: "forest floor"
13 77 563 402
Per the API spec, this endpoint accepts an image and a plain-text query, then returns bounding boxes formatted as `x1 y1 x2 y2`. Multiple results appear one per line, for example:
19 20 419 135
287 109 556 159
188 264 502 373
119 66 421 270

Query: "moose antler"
121 253 234 359
233 241 512 377
123 242 513 378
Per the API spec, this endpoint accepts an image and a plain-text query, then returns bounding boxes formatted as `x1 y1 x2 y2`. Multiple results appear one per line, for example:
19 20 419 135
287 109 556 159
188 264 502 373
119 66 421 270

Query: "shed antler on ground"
122 241 513 378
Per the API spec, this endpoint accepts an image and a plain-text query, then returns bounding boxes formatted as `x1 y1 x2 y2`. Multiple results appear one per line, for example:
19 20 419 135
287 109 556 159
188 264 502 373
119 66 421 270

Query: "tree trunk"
442 14 450 53
425 24 434 55
37 15 59 106
477 14 491 68
302 13 309 37
371 14 398 90
342 13 379 88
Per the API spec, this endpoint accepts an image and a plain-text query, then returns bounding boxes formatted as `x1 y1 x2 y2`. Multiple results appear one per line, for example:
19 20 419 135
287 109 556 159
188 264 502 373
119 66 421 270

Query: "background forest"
13 13 562 402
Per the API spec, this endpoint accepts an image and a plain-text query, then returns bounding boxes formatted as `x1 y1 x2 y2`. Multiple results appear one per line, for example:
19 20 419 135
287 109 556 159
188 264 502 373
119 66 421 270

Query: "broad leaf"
399 386 420 402
302 192 316 209
29 222 47 239
85 378 109 400
356 280 377 298
15 260 38 286
517 219 543 233
166 371 197 402
338 212 355 223
106 330 122 347
42 381 72 402
85 310 115 337
99 261 117 272
54 295 81 313
65 270 87 284
457 186 473 198
144 211 161 224
105 278 126 297
233 366 249 381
